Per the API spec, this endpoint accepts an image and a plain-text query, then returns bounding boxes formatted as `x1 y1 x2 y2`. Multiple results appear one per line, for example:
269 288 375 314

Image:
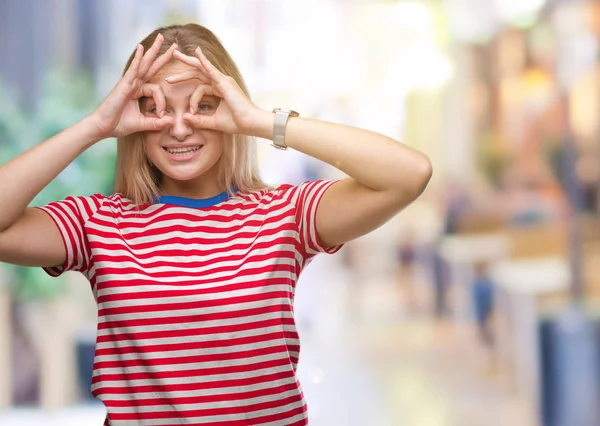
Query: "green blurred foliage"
0 69 116 300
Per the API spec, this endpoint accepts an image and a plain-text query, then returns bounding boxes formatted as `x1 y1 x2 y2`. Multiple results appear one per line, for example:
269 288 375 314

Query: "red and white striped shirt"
39 180 341 426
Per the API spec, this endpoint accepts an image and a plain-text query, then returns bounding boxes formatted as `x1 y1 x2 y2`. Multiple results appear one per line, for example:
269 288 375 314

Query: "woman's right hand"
89 33 177 139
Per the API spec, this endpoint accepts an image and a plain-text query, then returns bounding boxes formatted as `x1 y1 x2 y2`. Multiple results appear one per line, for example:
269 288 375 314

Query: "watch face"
272 108 300 117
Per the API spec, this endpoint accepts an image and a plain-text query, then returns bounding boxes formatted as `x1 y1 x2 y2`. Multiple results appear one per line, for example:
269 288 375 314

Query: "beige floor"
354 319 531 426
294 256 534 426
296 315 533 425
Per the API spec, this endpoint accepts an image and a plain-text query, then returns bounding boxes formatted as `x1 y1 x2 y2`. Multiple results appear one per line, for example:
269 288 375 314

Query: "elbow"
397 153 433 202
410 154 433 200
415 154 433 195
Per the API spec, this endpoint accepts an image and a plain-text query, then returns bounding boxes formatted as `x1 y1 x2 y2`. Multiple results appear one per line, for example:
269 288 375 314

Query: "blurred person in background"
471 261 495 346
0 23 431 426
429 180 473 319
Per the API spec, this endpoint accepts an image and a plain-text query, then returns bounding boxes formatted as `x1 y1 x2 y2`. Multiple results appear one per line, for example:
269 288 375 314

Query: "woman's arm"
171 46 433 248
0 35 176 267
251 115 433 247
0 119 106 267
0 120 101 233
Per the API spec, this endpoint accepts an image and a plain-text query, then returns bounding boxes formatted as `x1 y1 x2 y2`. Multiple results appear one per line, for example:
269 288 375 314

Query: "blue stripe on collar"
157 190 231 208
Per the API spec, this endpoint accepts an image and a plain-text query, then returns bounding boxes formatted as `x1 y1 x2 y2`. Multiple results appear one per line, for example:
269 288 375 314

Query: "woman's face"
141 61 224 197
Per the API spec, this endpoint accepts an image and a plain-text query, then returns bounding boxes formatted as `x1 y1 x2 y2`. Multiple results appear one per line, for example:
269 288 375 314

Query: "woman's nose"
169 112 194 140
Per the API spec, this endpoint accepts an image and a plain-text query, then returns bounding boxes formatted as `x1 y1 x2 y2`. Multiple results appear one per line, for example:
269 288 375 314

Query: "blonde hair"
114 23 269 205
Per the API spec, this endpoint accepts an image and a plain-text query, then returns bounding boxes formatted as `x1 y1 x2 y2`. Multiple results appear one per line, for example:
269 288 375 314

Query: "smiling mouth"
163 145 203 156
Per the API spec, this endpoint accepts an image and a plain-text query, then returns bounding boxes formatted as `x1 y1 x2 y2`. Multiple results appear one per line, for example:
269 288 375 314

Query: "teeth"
166 146 202 154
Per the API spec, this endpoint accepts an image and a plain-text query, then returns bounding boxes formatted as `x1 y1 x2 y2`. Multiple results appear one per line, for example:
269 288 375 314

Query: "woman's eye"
142 105 157 115
198 103 213 112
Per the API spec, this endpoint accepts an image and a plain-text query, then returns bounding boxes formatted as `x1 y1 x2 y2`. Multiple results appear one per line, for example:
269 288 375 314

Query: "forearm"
252 112 432 194
0 117 102 232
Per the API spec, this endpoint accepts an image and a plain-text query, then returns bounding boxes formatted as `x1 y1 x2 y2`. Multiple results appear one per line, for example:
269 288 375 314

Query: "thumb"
138 116 174 132
183 113 216 130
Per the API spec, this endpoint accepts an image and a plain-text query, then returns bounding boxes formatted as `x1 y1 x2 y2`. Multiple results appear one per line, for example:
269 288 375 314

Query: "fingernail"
164 76 173 81
189 107 194 114
159 110 165 118
196 46 202 53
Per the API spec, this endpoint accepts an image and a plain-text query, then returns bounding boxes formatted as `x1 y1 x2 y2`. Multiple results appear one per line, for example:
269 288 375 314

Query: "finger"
166 69 223 98
172 49 199 65
144 42 178 80
189 84 214 115
191 50 211 77
138 33 164 77
195 47 228 83
172 50 212 83
139 115 174 132
172 49 209 74
164 70 210 85
140 83 166 117
125 44 144 79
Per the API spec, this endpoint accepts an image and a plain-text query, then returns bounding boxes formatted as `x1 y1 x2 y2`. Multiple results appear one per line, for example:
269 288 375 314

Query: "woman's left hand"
168 47 265 136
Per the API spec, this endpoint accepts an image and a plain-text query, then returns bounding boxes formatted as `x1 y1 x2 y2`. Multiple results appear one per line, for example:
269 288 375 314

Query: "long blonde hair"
114 23 269 205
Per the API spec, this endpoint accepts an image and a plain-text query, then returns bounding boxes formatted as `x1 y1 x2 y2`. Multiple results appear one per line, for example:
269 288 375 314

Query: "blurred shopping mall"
2 0 600 425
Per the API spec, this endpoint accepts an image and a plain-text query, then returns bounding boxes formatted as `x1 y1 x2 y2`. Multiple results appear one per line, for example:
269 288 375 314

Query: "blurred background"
1 0 600 425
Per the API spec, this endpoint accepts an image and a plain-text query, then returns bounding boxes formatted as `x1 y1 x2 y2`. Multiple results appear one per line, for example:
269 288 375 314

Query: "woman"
0 24 431 425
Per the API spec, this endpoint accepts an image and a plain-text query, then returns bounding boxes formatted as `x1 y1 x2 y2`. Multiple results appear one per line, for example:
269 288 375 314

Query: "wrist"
79 116 106 147
248 109 275 140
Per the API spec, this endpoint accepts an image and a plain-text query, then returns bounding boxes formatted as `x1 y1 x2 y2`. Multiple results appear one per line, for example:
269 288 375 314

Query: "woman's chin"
163 169 205 182
159 162 218 184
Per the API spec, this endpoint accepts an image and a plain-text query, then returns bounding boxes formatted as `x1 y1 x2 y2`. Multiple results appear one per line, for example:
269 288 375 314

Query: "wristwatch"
271 108 299 150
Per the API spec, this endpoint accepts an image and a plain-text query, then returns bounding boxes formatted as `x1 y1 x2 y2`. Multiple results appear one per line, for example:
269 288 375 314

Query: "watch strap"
272 108 299 150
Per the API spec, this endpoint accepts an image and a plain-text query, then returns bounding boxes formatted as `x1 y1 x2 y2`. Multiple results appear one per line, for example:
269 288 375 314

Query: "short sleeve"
35 194 104 277
278 180 344 258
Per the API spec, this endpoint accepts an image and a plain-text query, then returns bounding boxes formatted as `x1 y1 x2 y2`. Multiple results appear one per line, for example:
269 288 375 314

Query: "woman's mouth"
162 145 203 161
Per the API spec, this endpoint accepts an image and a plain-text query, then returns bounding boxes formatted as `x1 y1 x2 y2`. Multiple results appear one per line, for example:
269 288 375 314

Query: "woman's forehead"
151 62 200 81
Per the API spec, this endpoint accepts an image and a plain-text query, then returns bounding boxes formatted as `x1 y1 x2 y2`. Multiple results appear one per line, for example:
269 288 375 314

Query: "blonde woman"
0 24 431 425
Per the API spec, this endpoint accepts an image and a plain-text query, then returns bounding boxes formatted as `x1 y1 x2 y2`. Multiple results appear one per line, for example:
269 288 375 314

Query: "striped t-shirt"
39 179 342 426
